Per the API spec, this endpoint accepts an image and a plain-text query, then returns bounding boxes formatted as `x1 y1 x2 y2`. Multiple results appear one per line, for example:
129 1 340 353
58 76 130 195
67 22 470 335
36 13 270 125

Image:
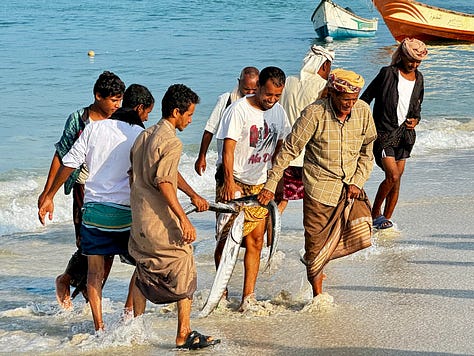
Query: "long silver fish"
196 195 280 317
183 196 280 317
198 210 245 318
183 201 237 215
230 195 281 272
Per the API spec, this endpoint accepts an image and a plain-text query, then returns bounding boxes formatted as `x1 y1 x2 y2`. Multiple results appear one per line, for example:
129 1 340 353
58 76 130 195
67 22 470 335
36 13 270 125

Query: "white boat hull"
311 0 378 39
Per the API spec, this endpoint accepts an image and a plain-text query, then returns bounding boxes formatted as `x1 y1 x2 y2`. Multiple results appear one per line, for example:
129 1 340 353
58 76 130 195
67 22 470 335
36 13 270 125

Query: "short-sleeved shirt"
204 86 239 134
216 96 290 185
62 119 143 205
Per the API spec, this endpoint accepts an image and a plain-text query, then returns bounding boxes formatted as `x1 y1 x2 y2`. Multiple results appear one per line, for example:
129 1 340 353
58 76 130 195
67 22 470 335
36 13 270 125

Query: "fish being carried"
185 195 281 318
231 195 281 273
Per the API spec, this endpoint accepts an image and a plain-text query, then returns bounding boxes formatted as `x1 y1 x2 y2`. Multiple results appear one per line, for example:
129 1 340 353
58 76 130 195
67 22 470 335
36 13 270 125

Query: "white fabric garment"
278 45 334 167
204 85 241 135
62 120 143 205
279 75 328 167
397 71 416 125
216 96 290 185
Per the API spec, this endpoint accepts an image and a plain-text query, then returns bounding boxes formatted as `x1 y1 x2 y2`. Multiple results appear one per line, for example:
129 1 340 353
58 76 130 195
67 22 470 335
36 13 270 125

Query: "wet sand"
105 152 473 355
1 152 473 355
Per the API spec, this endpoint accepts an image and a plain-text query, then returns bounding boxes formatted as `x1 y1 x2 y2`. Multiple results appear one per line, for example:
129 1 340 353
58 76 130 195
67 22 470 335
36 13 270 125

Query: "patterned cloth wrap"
215 180 268 241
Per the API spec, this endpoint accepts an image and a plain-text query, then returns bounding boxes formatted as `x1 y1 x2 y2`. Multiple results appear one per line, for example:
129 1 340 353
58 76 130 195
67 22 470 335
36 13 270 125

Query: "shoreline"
0 151 473 355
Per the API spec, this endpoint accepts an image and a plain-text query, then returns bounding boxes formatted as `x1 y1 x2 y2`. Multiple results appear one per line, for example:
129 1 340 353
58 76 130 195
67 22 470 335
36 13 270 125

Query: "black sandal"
175 330 221 350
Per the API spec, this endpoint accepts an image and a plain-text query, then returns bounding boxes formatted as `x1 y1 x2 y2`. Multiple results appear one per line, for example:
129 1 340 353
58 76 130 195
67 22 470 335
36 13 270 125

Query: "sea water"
0 0 473 354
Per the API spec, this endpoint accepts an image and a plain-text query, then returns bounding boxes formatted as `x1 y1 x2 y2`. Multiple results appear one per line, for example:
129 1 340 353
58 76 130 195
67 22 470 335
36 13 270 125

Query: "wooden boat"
311 0 378 40
311 0 378 39
372 0 474 43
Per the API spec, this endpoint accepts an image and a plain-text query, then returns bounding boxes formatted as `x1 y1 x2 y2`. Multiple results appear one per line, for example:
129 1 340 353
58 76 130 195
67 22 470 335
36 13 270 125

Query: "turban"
300 45 335 80
328 68 365 93
391 38 428 64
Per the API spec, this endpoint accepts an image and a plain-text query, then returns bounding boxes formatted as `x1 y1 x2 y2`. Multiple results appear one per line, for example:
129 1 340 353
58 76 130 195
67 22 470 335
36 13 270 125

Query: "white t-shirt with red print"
216 96 290 185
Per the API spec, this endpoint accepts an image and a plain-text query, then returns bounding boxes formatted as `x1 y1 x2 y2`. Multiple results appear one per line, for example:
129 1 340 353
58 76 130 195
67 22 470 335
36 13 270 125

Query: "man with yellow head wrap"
258 68 377 303
361 38 427 230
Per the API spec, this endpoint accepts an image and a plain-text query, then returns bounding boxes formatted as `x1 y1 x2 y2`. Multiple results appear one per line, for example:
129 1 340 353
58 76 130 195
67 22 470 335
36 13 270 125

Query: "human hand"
180 216 197 244
346 185 361 199
405 118 419 130
38 197 54 225
220 182 242 202
37 190 47 209
191 194 209 212
194 156 206 176
257 188 274 206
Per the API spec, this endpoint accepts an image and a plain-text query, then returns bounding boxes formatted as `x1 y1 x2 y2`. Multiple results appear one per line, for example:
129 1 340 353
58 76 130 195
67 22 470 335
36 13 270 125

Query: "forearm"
160 181 187 222
42 153 62 193
178 172 199 200
222 139 236 185
197 131 213 158
265 135 304 193
45 165 75 199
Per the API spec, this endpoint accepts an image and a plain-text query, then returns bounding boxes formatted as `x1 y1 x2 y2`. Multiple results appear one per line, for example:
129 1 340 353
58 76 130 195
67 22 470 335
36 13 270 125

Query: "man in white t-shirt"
214 66 290 311
194 67 259 175
38 106 152 332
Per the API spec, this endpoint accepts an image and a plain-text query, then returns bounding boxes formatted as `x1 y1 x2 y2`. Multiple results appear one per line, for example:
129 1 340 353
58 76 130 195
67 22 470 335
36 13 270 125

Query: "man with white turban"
258 68 377 303
361 38 428 230
276 45 335 211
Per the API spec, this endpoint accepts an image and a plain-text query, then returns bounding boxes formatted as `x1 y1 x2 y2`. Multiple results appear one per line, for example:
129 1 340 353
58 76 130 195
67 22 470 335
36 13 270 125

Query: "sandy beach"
1 151 472 355
141 150 474 355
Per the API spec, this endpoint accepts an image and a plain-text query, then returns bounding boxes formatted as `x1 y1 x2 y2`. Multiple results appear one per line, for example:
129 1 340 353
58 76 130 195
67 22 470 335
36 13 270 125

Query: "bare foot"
238 293 257 312
55 274 72 310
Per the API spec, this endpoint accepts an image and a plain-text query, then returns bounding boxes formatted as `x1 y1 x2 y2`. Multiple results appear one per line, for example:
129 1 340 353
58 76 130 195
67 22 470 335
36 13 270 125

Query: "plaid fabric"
266 98 377 207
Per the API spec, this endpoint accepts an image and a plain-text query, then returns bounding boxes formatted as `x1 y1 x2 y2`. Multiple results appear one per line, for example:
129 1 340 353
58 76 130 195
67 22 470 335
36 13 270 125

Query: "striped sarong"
82 202 132 231
302 190 372 280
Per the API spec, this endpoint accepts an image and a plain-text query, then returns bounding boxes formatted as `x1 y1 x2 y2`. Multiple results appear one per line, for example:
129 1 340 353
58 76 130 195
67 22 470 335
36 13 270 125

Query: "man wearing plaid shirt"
258 68 377 302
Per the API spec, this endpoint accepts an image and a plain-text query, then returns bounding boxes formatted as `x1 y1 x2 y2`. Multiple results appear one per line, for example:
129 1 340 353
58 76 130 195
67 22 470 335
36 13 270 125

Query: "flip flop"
373 215 393 230
175 330 221 350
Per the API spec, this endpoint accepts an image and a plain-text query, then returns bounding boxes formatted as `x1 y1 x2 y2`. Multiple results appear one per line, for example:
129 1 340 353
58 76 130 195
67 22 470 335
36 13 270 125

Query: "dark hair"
161 84 200 118
122 84 155 109
258 66 286 87
110 107 145 129
93 71 125 98
240 66 259 79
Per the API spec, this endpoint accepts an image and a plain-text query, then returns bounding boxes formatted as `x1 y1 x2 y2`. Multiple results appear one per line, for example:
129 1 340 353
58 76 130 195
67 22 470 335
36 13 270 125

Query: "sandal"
176 330 221 350
373 215 393 230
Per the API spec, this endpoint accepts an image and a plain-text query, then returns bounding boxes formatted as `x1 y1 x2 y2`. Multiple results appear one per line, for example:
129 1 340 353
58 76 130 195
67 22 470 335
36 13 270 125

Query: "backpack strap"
225 93 232 109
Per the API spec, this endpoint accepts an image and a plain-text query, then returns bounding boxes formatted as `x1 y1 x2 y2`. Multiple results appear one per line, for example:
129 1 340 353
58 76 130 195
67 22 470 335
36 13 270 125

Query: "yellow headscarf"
328 68 365 93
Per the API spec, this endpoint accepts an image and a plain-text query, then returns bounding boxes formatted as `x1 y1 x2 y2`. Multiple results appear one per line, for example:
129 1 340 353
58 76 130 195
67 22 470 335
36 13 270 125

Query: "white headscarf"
300 45 335 81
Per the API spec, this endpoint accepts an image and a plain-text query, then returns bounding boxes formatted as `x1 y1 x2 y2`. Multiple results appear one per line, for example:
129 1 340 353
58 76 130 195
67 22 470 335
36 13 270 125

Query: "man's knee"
385 171 401 184
87 270 105 286
245 232 264 250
